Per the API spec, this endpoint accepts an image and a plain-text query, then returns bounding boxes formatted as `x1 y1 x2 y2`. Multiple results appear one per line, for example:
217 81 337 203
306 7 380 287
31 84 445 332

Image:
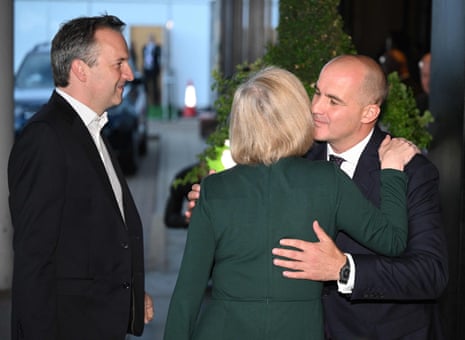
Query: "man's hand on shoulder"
185 183 201 222
379 135 421 170
184 170 215 222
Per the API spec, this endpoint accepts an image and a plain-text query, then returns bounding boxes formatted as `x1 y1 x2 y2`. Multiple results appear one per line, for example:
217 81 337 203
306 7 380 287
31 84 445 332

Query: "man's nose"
311 95 321 112
123 63 134 81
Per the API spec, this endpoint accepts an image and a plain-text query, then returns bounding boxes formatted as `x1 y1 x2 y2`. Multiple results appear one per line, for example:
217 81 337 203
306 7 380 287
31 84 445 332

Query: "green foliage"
263 0 355 95
173 60 265 187
178 0 433 186
206 60 267 158
188 0 356 182
381 72 434 150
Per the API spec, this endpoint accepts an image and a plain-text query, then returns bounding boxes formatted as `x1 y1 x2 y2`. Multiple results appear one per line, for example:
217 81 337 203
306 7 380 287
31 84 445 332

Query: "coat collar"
352 126 387 200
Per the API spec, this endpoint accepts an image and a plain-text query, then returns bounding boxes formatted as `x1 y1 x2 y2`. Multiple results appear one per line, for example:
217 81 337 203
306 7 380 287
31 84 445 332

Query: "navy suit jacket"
305 126 448 340
8 91 145 340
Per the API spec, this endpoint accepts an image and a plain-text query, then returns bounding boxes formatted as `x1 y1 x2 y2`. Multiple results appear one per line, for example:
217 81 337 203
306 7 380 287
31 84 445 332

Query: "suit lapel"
101 134 133 225
352 126 388 205
52 92 126 222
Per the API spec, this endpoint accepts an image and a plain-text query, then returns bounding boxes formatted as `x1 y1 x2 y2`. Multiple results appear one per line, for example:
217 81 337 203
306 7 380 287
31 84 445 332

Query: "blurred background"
11 0 433 120
1 0 465 339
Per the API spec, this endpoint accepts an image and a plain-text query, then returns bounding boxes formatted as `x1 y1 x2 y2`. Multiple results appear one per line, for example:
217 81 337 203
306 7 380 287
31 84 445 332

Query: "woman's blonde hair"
229 66 314 165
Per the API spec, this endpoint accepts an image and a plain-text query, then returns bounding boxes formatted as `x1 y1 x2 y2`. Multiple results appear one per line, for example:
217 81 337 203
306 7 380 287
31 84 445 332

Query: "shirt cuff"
337 253 355 294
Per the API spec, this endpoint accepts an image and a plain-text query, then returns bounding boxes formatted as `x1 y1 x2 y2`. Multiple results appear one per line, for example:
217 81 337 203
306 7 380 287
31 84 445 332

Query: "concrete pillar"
0 0 14 290
247 0 265 62
429 0 465 338
219 0 273 78
220 0 243 78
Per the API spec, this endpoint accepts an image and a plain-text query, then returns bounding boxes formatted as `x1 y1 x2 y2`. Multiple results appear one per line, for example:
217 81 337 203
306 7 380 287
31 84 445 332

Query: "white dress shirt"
56 89 125 221
327 129 374 293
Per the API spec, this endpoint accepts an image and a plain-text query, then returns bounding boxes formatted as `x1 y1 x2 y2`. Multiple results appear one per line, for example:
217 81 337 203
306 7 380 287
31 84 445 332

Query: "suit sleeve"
350 159 448 300
9 123 65 339
163 179 215 339
335 168 409 257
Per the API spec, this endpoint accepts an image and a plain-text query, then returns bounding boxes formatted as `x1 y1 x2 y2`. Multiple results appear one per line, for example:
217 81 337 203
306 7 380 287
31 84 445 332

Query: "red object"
183 81 197 117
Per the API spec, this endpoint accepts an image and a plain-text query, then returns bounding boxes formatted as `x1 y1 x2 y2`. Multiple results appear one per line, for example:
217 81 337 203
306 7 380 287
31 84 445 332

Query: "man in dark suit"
8 15 153 340
142 34 161 106
272 55 448 339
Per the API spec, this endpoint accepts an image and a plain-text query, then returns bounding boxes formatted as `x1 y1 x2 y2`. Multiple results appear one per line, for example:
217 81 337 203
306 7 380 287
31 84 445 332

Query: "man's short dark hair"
51 14 126 87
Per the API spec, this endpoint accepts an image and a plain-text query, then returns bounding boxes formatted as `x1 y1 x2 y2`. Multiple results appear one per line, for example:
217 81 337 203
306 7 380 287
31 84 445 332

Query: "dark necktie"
329 154 345 168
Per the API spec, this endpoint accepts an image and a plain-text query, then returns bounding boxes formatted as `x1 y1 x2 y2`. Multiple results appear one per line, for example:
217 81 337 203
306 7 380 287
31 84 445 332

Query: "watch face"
339 258 350 283
342 267 350 279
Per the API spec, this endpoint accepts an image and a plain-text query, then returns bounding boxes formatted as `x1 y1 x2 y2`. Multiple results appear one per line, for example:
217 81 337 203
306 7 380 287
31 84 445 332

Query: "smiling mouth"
313 116 328 125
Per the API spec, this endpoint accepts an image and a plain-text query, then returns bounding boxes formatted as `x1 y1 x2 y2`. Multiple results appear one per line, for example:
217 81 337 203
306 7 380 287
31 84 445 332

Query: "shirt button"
122 281 131 289
121 242 129 249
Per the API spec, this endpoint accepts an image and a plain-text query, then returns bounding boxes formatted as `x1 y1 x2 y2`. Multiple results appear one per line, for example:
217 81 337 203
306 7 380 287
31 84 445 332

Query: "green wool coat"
164 156 408 340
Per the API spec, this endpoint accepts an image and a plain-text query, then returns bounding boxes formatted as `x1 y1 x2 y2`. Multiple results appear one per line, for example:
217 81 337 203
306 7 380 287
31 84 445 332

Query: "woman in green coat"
164 66 418 340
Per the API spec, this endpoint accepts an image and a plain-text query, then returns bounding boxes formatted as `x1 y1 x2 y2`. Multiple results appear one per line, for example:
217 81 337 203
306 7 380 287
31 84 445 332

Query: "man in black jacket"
272 55 448 339
8 15 153 340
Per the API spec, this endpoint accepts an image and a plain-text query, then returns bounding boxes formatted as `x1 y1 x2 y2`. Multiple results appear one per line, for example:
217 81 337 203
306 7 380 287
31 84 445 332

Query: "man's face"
311 61 369 153
86 28 134 114
419 55 431 94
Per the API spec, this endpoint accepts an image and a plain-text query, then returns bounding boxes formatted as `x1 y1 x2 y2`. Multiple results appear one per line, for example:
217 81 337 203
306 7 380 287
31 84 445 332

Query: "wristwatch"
339 256 351 284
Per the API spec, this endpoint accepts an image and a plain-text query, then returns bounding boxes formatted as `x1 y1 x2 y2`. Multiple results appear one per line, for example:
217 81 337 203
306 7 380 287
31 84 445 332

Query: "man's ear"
361 104 381 124
70 59 87 82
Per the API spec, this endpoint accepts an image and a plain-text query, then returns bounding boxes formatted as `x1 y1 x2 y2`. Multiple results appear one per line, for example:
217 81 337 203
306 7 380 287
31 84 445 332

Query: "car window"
16 53 53 89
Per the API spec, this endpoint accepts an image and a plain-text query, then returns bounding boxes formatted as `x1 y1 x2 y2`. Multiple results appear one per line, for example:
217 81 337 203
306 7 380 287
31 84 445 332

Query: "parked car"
14 42 148 175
